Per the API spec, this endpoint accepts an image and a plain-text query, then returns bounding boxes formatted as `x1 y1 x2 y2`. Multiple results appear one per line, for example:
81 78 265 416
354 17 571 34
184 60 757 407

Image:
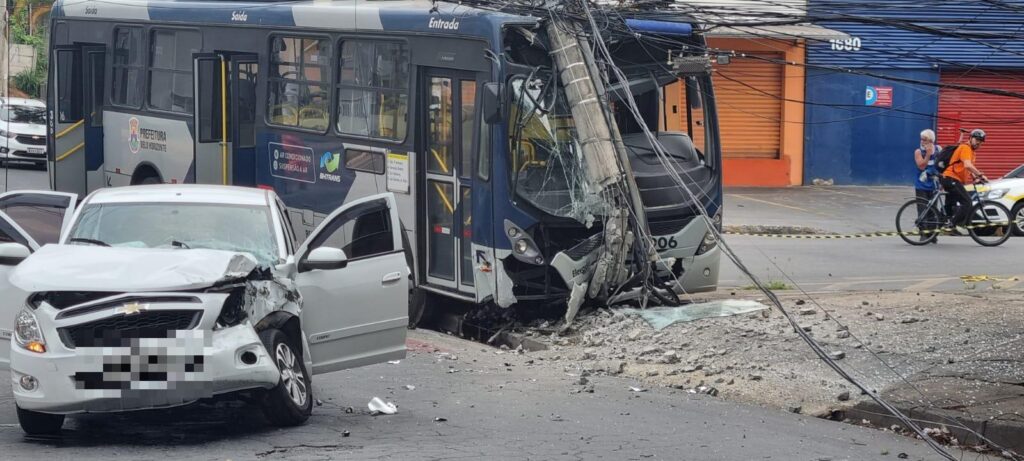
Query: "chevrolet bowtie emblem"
117 302 148 315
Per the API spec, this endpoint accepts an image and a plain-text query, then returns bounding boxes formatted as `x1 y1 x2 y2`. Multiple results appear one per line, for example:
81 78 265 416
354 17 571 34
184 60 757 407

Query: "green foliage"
9 3 51 97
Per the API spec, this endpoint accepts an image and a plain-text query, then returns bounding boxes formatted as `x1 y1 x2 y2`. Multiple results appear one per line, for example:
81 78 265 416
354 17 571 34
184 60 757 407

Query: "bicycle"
896 177 1014 247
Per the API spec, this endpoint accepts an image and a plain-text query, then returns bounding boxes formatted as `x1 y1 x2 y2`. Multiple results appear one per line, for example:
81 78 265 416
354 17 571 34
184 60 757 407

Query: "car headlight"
15 309 46 353
986 189 1009 200
0 128 9 138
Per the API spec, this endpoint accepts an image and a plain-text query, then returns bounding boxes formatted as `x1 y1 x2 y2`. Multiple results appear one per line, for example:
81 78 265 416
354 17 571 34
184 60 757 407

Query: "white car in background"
0 185 408 434
0 98 48 167
971 163 1024 236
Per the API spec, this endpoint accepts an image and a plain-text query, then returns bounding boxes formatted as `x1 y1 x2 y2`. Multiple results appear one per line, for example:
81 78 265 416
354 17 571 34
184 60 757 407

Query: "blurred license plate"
27 148 44 154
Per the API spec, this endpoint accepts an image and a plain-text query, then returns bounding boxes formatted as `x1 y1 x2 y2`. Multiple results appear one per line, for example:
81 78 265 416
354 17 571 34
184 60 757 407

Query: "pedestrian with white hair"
913 128 940 242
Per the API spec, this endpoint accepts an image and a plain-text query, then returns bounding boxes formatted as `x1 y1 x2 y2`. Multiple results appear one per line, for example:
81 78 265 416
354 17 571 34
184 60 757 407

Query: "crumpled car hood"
10 244 259 292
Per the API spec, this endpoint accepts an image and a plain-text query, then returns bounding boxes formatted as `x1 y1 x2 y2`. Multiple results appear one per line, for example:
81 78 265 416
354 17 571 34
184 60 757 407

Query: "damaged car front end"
0 185 409 434
9 246 300 417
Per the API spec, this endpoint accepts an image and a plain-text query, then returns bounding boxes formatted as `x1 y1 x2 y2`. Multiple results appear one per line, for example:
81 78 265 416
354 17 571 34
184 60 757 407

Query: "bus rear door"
51 44 105 195
194 53 259 186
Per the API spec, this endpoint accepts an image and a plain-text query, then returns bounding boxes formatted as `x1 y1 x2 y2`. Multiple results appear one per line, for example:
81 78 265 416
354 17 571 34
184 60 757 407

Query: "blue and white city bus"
46 0 723 326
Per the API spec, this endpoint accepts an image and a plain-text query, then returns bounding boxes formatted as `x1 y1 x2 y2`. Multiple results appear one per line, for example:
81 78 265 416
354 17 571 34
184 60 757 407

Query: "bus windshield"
508 76 606 224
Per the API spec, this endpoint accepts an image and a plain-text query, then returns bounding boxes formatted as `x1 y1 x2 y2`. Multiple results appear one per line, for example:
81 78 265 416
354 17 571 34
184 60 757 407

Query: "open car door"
294 192 408 375
0 191 78 370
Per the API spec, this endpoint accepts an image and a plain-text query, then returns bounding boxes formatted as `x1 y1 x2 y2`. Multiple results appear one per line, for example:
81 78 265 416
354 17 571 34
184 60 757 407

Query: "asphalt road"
721 187 1023 292
0 164 48 193
0 330 947 460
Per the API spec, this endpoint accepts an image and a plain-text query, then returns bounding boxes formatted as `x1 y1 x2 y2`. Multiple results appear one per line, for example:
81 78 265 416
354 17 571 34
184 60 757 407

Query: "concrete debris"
404 385 416 391
574 376 589 386
874 314 885 321
795 299 806 306
629 386 647 393
388 360 402 365
899 317 920 324
837 391 851 401
598 361 627 375
789 405 802 414
836 330 851 339
368 397 397 415
829 351 846 360
342 430 351 437
798 308 817 316
660 350 680 364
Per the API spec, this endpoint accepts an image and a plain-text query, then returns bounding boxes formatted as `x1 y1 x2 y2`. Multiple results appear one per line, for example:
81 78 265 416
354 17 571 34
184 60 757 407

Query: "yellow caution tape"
724 221 1017 239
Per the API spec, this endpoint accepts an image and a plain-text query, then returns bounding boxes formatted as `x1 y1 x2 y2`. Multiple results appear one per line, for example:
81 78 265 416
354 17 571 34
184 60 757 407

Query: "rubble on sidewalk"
517 290 1024 450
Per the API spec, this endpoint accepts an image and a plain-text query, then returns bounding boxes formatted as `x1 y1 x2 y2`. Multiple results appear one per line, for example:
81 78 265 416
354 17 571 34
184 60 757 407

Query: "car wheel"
409 285 426 329
138 176 161 185
17 406 65 435
1012 202 1024 236
258 328 312 427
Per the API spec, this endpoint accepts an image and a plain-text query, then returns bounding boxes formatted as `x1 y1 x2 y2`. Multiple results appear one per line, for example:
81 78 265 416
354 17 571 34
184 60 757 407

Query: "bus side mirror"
482 82 503 124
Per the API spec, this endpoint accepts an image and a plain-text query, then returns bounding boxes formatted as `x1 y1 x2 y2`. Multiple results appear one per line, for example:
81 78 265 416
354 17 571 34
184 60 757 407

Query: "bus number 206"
655 236 678 250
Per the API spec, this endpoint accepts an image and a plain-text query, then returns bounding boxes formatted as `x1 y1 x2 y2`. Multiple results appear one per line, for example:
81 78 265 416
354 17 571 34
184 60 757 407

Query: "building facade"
804 0 1024 184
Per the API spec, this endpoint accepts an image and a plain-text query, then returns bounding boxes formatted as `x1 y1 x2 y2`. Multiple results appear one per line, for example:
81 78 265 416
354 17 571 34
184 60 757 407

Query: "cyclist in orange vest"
939 129 989 231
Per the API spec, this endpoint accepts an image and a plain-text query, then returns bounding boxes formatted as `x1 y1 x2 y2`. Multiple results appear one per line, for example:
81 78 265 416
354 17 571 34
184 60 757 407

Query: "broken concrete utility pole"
546 12 652 326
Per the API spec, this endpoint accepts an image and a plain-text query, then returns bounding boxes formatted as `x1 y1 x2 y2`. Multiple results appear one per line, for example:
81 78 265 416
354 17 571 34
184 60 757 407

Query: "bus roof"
52 0 531 38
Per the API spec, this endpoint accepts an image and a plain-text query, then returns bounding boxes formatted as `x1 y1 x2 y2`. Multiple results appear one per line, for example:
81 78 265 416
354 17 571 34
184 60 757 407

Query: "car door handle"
382 271 403 284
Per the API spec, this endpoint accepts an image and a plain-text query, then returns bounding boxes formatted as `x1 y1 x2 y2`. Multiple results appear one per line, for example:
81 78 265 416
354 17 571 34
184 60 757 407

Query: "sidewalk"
524 290 1024 455
724 186 916 234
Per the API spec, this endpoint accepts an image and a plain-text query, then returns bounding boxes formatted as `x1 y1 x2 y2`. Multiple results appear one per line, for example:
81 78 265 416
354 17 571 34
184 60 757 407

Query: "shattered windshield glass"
68 203 281 266
508 76 606 224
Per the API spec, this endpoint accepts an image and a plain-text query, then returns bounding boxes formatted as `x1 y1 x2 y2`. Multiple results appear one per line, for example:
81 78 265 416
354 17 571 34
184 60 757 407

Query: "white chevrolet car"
0 185 408 434
971 163 1024 235
0 98 48 166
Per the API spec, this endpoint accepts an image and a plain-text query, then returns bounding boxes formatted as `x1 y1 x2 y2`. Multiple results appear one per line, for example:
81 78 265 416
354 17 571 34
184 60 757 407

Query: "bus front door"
422 70 478 295
51 45 104 195
194 53 258 186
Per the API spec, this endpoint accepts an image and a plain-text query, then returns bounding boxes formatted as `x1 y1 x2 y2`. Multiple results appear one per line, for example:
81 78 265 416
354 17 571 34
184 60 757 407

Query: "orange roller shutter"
938 70 1024 178
709 54 784 159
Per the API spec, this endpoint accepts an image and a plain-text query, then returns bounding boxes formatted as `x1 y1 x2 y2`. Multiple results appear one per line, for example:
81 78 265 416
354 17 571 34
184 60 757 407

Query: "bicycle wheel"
967 200 1012 247
895 198 940 245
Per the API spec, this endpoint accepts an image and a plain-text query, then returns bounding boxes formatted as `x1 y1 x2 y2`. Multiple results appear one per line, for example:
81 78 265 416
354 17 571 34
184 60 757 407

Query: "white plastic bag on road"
368 397 397 415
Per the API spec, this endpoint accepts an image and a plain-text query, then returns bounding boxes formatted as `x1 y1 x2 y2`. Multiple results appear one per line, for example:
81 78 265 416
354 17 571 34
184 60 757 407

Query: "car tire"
17 406 65 435
258 328 312 427
1011 202 1024 237
138 176 161 185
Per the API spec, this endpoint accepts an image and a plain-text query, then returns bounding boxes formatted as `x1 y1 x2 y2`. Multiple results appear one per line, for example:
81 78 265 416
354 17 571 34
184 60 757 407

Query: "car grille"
58 310 203 348
648 215 694 236
15 135 45 146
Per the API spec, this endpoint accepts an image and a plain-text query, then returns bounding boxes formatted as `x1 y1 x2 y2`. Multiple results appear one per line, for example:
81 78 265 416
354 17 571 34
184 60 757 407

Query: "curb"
847 400 1024 454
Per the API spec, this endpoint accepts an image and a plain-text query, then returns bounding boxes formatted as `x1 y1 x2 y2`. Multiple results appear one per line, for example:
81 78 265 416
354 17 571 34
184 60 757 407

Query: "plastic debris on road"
368 397 398 415
629 386 647 392
617 299 769 330
387 360 401 364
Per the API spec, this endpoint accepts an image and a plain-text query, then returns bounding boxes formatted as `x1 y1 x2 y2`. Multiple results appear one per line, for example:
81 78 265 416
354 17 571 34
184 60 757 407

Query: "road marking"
809 187 907 205
730 194 813 213
901 277 952 292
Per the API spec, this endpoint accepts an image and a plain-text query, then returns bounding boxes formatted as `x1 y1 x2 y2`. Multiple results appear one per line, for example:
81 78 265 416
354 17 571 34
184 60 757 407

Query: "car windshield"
68 203 280 266
0 105 45 124
1005 164 1024 179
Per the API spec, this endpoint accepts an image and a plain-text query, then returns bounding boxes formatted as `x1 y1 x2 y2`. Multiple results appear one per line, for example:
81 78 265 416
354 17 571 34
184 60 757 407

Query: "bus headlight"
15 309 47 353
504 220 544 265
696 211 722 256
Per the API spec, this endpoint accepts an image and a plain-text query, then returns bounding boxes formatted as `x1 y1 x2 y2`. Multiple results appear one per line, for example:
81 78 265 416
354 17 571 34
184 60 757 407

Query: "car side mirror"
0 242 31 266
482 82 503 124
301 247 348 272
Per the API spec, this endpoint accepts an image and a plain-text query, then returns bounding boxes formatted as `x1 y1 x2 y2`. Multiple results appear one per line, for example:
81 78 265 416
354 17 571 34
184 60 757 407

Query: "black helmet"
970 129 986 141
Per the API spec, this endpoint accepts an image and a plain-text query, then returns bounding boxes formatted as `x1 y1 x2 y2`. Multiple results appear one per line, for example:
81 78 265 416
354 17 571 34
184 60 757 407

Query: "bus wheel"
138 176 161 185
408 286 428 329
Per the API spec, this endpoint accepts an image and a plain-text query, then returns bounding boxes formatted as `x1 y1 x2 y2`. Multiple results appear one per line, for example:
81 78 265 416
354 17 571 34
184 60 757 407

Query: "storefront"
804 0 1024 184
